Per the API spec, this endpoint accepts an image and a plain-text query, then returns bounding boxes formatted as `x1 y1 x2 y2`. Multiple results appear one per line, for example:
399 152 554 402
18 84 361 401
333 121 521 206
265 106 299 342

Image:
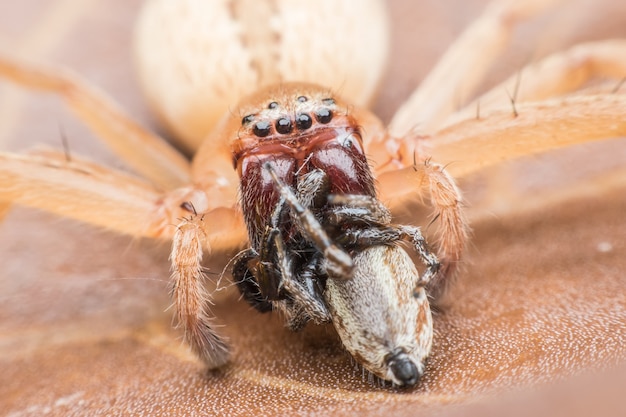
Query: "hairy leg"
0 51 190 189
170 214 229 368
232 248 274 313
326 194 440 287
0 150 163 236
233 171 331 325
326 194 392 225
445 39 626 127
234 225 289 303
271 232 330 326
0 148 245 250
431 94 626 179
0 151 241 368
232 230 330 328
388 0 564 137
264 163 353 279
377 159 468 294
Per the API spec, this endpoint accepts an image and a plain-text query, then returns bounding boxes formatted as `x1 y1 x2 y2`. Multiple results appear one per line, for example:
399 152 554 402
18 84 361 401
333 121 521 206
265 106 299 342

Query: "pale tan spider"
1 0 625 389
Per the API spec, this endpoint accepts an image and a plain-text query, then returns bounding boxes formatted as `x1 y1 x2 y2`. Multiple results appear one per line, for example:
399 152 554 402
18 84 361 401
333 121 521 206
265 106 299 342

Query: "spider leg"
375 92 626 195
233 228 330 328
326 194 440 287
170 214 229 368
271 231 331 327
278 253 329 330
396 225 440 288
375 40 626 181
0 51 190 189
388 0 563 137
0 150 161 235
339 226 439 287
231 248 274 313
326 194 392 225
255 228 286 300
233 178 330 325
445 39 626 128
430 94 626 179
0 150 246 251
244 192 298 302
1 148 241 367
264 163 353 279
233 226 286 304
377 158 468 295
295 167 331 210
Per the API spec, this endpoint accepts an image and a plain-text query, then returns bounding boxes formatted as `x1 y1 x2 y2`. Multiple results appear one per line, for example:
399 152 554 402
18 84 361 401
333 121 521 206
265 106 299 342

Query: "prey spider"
1 0 625 389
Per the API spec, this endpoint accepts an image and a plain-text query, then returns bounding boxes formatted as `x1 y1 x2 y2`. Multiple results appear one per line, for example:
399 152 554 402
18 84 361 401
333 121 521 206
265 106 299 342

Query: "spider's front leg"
373 148 468 296
170 214 229 367
270 231 331 329
232 248 274 313
264 163 354 280
232 226 330 328
233 173 332 329
327 194 440 289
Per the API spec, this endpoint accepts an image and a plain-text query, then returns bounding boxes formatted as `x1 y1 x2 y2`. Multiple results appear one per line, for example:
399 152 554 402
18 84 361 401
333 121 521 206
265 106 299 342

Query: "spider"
227 85 442 386
1 0 625 389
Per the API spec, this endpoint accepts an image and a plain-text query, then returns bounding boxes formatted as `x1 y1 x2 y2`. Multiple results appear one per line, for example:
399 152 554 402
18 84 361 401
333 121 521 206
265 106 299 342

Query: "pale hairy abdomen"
134 0 389 152
324 244 433 384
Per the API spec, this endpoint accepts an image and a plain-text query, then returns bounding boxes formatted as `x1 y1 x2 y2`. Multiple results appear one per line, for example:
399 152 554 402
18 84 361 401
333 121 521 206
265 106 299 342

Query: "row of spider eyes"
241 96 336 137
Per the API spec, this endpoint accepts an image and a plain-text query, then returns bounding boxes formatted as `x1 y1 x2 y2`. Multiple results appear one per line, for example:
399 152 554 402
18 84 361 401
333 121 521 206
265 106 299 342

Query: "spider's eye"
297 95 308 102
296 113 313 130
268 101 279 109
322 97 335 106
340 133 364 154
253 120 272 137
275 117 293 134
241 114 255 125
315 108 333 124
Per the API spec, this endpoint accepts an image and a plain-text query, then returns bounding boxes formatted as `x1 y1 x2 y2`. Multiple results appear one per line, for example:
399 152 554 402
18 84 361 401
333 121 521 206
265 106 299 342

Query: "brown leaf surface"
1 1 625 416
